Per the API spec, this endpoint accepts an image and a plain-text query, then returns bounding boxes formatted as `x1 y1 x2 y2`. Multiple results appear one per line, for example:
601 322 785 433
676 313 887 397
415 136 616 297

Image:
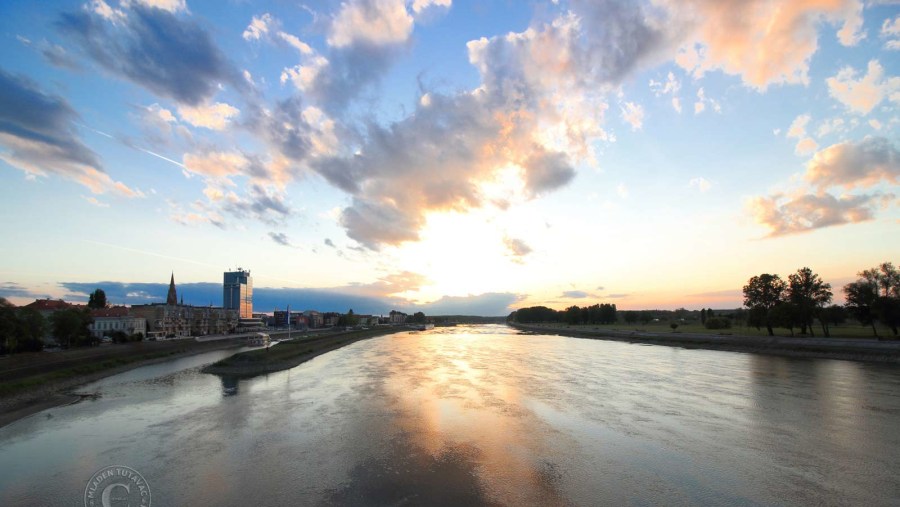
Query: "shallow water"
1 325 899 506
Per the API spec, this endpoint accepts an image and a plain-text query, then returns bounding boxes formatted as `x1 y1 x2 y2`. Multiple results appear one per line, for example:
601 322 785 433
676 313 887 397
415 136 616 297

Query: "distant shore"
508 323 900 363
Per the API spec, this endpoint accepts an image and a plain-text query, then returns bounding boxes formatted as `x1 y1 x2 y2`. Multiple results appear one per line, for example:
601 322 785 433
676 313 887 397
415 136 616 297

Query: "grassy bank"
510 322 900 363
202 327 408 377
0 338 247 428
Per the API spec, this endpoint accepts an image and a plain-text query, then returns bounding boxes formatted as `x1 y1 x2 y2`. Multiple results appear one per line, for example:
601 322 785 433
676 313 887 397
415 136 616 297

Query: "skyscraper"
223 268 253 318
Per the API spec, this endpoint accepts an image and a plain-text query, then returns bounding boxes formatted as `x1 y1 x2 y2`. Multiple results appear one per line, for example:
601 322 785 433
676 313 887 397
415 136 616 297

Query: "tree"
410 311 426 324
88 289 107 309
700 308 707 324
770 303 798 336
743 274 786 336
51 308 94 347
0 298 18 354
787 267 832 336
845 262 900 338
818 305 846 338
844 278 879 336
670 322 679 332
623 311 638 324
15 307 46 352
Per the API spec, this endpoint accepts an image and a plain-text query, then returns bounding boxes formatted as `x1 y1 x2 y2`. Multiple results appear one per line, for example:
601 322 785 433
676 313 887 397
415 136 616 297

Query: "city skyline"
1 0 898 315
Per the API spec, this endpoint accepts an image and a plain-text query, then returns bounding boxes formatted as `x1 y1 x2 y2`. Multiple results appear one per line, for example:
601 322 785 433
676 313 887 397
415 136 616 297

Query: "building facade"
223 269 253 318
89 307 146 339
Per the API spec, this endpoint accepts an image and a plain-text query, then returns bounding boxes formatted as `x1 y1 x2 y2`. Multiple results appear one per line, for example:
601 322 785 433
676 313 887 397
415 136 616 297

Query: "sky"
0 0 898 316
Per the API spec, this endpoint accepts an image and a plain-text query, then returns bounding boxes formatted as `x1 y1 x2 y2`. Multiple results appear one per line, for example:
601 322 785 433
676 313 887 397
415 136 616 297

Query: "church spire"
167 272 178 305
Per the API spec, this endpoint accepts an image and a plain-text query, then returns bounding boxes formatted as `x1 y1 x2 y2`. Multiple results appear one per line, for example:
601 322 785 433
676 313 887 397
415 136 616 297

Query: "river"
1 325 899 506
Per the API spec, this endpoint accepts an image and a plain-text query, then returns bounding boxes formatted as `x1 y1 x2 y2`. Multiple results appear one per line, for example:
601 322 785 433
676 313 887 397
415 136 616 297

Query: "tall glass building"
223 269 252 318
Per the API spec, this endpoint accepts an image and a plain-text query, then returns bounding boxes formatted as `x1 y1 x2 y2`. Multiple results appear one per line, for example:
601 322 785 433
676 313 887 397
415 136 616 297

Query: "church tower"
167 272 178 306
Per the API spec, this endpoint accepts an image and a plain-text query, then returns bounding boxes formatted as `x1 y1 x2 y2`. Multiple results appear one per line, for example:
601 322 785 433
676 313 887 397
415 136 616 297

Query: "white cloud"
694 87 720 115
826 60 900 115
327 0 414 48
749 191 892 237
620 102 645 131
786 114 818 155
411 0 451 15
616 183 629 199
177 102 240 130
665 0 865 89
243 13 273 41
881 15 900 49
805 136 899 190
132 0 187 13
649 72 682 113
278 32 313 55
280 56 329 92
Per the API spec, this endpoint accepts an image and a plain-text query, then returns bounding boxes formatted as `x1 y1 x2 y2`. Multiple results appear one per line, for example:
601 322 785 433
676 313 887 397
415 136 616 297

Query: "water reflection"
1 325 899 506
220 376 239 396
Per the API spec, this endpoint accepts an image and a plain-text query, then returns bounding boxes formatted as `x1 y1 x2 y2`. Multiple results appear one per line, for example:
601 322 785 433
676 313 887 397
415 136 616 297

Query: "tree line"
743 262 898 338
509 303 617 325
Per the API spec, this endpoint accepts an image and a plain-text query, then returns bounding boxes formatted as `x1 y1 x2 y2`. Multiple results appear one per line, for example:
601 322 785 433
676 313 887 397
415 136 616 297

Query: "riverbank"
509 323 900 363
0 338 247 428
202 327 409 377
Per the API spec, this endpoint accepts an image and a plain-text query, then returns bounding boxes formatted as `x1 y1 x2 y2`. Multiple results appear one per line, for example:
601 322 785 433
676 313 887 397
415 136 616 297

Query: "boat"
411 323 435 331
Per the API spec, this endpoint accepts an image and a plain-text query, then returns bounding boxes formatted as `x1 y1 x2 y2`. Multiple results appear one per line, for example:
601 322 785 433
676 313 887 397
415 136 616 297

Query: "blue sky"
1 0 898 316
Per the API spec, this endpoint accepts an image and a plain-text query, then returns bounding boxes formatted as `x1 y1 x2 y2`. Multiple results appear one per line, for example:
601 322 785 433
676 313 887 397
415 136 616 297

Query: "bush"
704 317 732 330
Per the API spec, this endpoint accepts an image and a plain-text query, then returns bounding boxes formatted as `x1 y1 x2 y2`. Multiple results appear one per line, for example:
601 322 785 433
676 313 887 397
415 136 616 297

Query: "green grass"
0 348 192 398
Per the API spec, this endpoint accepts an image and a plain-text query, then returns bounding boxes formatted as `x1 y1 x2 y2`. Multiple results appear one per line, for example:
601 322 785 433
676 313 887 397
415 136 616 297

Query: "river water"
1 325 899 506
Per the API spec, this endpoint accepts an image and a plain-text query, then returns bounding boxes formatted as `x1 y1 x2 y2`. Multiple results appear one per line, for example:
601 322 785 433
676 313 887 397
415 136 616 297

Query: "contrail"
74 121 186 169
82 240 219 268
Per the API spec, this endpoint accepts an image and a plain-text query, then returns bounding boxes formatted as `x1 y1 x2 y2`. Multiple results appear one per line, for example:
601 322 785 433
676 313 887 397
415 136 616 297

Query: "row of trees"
1 298 96 354
743 262 898 338
510 304 617 325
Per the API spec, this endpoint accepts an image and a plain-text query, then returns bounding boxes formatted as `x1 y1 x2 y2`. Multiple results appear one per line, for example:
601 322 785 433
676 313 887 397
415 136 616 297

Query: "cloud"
805 137 899 190
561 290 590 299
296 1 671 249
693 87 720 115
182 150 248 179
620 102 644 131
58 3 241 105
649 71 681 113
40 42 81 70
826 60 900 115
0 68 141 197
415 292 524 316
749 192 893 237
666 0 865 89
268 232 291 246
243 13 313 55
324 238 336 248
503 236 532 262
411 0 452 15
0 282 46 300
521 148 576 197
83 196 110 207
786 114 818 155
177 102 240 130
327 0 414 48
132 0 187 13
881 14 900 50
